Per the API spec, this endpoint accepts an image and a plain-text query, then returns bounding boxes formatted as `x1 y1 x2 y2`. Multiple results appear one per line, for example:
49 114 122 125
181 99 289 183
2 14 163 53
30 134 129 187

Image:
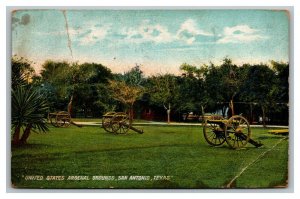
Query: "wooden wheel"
203 119 226 146
55 111 71 128
225 115 251 149
49 113 59 127
112 112 129 134
102 112 116 133
118 113 130 134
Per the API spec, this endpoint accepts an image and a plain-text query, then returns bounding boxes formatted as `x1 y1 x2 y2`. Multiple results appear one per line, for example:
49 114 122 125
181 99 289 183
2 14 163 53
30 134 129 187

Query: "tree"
202 58 242 117
121 64 144 86
108 65 145 122
39 61 114 117
39 60 71 111
147 74 180 123
240 64 279 127
109 80 143 123
271 61 289 103
177 66 206 118
11 86 49 146
11 56 35 89
180 63 207 79
70 63 113 117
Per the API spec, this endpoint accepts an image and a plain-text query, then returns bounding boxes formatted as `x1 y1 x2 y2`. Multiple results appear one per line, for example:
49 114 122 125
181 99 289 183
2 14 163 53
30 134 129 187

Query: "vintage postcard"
11 9 289 189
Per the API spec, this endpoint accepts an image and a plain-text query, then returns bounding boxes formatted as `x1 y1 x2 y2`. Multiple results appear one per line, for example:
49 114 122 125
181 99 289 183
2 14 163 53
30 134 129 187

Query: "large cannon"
102 112 143 134
203 115 263 149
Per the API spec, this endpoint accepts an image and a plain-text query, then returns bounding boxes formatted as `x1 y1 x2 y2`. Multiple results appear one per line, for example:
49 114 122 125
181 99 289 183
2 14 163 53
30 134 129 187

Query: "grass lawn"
11 125 289 189
72 118 151 123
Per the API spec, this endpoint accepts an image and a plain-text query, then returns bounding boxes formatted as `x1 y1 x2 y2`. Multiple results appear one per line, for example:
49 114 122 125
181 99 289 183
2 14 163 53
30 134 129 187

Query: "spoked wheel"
102 112 116 133
111 121 121 133
225 115 251 149
112 112 129 134
49 113 59 127
55 111 71 127
203 119 226 146
118 115 130 134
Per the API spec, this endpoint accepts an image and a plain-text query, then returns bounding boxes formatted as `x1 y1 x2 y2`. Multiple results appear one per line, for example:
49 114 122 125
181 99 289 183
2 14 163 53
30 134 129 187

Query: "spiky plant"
11 86 49 145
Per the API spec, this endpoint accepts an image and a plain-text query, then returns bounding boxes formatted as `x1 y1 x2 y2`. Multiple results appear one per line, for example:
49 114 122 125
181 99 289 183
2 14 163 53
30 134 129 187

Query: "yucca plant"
11 86 49 146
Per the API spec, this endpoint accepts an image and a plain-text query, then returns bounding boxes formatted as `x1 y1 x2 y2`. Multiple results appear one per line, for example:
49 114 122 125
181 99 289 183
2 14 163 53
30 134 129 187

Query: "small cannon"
48 111 82 128
102 112 143 134
49 111 71 127
203 115 263 149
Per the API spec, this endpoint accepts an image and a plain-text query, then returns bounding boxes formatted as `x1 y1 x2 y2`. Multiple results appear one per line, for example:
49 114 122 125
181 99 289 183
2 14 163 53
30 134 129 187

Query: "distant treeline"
12 56 289 125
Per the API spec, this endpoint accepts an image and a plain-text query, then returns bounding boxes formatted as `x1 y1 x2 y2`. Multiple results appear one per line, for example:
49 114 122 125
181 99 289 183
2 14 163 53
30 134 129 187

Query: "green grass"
71 118 102 123
72 118 151 123
11 125 288 189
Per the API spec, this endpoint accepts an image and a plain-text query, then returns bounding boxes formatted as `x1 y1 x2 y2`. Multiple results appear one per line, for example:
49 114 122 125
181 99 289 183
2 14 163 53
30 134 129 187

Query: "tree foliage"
12 56 288 126
108 65 145 122
146 74 180 123
39 61 113 117
11 56 35 89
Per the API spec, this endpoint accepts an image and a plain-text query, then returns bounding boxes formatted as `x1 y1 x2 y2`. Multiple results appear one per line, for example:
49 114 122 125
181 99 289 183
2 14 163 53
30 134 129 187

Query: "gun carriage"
102 112 143 134
203 115 262 149
48 111 71 128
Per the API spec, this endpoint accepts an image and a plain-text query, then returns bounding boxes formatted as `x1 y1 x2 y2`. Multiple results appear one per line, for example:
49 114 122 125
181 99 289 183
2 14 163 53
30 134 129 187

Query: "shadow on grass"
73 143 201 154
256 135 288 140
11 143 53 150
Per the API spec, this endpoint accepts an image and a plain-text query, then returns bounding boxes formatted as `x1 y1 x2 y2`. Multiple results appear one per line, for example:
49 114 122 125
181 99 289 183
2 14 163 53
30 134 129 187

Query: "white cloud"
33 22 112 46
217 25 267 44
176 19 213 44
77 24 111 45
124 21 174 43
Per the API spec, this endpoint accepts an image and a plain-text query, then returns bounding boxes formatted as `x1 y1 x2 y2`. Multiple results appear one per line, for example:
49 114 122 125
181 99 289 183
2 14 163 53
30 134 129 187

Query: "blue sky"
12 9 289 75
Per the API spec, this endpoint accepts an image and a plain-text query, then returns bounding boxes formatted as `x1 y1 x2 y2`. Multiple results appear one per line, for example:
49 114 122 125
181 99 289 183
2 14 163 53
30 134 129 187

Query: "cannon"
102 112 143 134
48 111 71 127
48 111 82 128
203 115 263 149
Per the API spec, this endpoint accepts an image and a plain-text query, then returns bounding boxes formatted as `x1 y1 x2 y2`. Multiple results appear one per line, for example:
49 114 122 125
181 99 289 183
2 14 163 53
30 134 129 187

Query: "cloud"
176 19 213 44
123 21 174 43
77 24 111 45
217 25 267 44
36 22 112 46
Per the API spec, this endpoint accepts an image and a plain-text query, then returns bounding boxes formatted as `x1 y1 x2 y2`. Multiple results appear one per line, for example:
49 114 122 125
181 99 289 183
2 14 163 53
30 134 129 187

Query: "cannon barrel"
102 112 144 134
236 133 263 148
121 123 144 134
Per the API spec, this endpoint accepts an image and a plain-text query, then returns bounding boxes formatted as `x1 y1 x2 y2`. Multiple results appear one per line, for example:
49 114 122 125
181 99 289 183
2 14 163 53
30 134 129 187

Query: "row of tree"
11 56 289 145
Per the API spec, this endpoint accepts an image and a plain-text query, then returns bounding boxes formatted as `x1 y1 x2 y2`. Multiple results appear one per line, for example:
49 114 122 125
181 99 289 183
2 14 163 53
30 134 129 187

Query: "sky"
11 9 289 75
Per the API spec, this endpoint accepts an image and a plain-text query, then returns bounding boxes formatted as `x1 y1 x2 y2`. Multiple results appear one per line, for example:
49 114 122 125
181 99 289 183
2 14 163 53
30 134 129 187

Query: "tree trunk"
163 103 171 124
261 106 266 128
229 99 235 116
129 104 134 125
20 124 32 144
67 95 73 115
12 126 21 146
201 105 205 116
167 103 171 124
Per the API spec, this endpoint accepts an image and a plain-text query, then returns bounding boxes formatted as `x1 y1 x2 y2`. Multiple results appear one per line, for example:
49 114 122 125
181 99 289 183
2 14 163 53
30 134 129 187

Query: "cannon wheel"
49 113 59 127
203 118 226 146
118 114 130 134
111 112 130 134
225 115 251 149
55 111 71 127
102 112 116 133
